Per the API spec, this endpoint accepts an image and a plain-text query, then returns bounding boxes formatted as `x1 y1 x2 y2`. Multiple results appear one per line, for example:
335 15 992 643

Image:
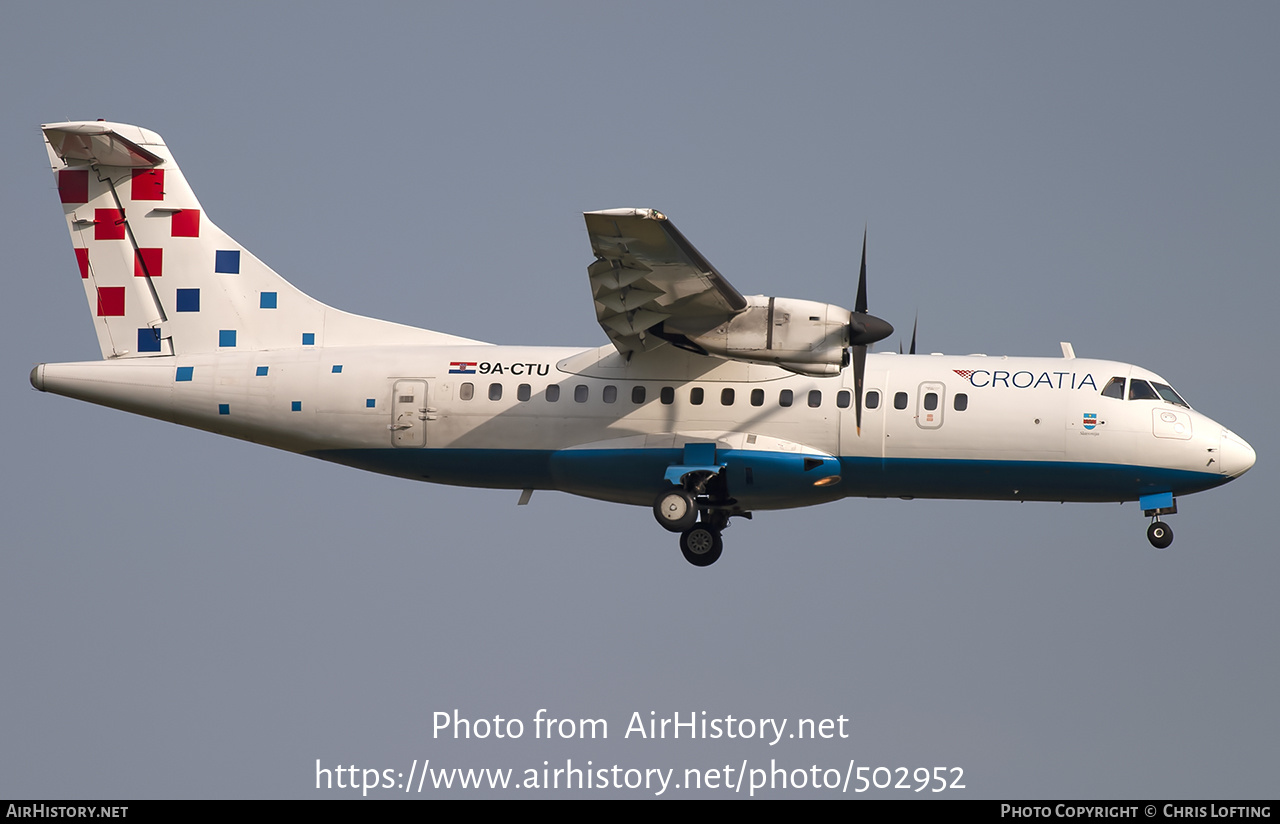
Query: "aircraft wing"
585 209 749 358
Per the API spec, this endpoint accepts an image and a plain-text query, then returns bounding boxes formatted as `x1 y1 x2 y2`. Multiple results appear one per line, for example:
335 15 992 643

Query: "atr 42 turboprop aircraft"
32 122 1256 566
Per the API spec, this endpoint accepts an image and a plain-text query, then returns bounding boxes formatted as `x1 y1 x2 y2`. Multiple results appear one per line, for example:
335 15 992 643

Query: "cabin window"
660 386 674 405
865 390 880 410
836 390 851 409
808 390 822 408
575 385 589 403
517 383 531 401
459 382 474 401
545 385 560 402
690 387 704 405
1128 380 1159 401
751 388 764 407
488 383 502 401
894 391 908 410
603 385 617 404
632 386 646 404
779 389 793 408
954 393 968 411
924 392 938 411
1102 377 1126 399
721 388 735 405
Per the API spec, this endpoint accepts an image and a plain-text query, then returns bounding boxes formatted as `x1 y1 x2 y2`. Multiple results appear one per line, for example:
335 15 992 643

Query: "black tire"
653 489 698 532
1147 521 1174 549
680 526 723 566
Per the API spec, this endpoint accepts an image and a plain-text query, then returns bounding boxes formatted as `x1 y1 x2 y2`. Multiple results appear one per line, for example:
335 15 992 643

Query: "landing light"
813 475 841 487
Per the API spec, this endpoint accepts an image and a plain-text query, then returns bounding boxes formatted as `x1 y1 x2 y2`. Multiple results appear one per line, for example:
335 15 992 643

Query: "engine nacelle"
676 296 849 376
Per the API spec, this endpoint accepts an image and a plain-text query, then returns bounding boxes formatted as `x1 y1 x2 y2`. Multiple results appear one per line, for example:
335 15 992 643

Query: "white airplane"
32 121 1256 566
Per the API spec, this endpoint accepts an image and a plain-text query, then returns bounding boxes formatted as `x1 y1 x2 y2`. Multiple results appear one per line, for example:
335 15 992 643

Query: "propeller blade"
856 227 869 314
847 228 892 347
853 343 866 435
909 314 917 356
848 227 891 436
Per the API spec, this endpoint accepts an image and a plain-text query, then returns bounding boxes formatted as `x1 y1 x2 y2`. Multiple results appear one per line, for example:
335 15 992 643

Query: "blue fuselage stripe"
308 447 1228 510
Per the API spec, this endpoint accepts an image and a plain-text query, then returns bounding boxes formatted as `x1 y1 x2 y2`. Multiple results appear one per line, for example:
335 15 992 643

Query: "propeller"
848 229 894 435
899 314 917 356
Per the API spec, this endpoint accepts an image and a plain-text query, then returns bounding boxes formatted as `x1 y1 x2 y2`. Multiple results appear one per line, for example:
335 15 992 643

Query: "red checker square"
58 170 89 204
95 208 126 240
96 286 125 316
171 209 200 237
134 248 163 277
75 248 89 279
131 169 165 201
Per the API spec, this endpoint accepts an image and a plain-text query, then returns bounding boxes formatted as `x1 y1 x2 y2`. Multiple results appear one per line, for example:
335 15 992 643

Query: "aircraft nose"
1219 429 1256 478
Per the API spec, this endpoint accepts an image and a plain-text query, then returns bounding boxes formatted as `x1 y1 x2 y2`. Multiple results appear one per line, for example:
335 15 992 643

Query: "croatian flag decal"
449 362 477 374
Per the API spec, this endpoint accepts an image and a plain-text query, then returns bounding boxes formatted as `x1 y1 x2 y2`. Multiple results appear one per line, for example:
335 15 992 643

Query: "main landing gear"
679 523 723 567
653 480 736 567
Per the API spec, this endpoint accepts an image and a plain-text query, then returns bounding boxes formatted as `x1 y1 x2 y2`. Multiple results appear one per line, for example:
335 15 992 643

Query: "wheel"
1147 521 1173 549
680 526 723 566
653 489 698 532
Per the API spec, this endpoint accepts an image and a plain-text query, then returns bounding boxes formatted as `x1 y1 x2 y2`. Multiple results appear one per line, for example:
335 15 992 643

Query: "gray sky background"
2 2 1275 799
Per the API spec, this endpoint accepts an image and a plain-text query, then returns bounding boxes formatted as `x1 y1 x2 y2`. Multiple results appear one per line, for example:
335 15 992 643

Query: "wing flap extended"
585 209 748 357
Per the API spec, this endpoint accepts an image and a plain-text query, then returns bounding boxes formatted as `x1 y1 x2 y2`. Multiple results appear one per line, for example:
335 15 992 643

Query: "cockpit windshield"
1128 380 1160 401
1151 382 1190 408
1101 376 1191 408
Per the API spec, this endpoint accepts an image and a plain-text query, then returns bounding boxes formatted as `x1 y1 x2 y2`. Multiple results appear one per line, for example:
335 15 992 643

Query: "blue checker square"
175 288 200 312
219 329 237 347
366 398 376 408
260 291 277 309
218 404 230 416
214 250 241 274
256 366 269 377
302 333 315 346
175 366 194 382
137 327 161 353
291 401 302 412
332 364 343 373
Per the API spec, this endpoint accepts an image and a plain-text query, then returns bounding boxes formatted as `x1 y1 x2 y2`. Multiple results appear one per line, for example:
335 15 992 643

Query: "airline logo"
953 369 1097 390
449 362 478 374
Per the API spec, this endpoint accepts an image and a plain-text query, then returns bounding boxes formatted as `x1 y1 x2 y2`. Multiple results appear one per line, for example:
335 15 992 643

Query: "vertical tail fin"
43 121 479 359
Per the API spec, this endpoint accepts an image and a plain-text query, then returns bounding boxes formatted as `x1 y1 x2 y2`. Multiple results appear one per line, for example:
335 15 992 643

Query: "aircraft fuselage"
33 342 1247 514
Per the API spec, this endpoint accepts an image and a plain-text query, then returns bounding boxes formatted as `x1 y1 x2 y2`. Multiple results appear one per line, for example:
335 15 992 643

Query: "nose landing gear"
1141 492 1178 549
1146 519 1173 549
